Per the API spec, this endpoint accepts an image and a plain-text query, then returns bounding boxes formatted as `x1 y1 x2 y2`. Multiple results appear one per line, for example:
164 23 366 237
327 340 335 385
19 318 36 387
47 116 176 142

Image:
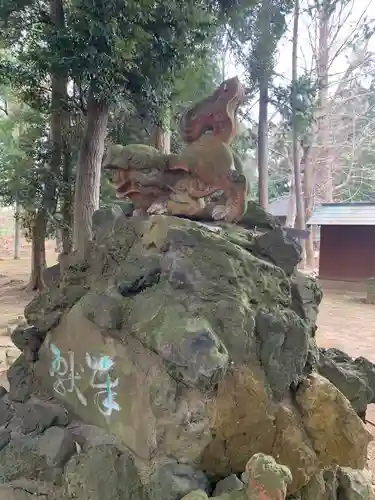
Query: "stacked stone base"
0 387 373 500
2 209 375 500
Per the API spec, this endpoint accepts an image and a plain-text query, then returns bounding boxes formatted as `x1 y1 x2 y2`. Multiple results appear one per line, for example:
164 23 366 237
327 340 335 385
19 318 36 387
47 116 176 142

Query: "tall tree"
151 107 171 154
1 0 222 261
73 87 108 257
0 88 23 259
301 0 375 265
14 198 21 259
66 0 219 256
0 95 53 279
291 0 305 232
257 0 271 209
27 0 69 290
227 0 295 207
314 0 331 204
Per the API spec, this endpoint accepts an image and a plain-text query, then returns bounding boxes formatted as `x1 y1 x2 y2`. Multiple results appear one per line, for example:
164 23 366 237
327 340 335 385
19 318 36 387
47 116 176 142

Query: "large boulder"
295 374 370 470
11 211 372 496
317 348 375 419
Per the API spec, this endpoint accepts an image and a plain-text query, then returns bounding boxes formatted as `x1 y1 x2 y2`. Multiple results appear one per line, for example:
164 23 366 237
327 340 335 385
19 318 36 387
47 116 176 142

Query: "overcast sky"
225 0 375 97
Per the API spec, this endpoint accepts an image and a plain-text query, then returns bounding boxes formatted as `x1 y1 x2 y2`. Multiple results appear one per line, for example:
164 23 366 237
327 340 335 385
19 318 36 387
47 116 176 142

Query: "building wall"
319 225 375 281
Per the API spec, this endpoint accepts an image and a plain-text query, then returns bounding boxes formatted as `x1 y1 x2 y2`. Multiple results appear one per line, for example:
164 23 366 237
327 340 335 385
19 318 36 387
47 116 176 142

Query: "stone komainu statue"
102 76 249 223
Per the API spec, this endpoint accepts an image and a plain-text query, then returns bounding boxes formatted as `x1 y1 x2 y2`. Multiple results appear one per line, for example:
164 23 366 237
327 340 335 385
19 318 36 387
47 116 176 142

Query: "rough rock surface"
317 348 375 419
6 209 373 498
63 443 145 500
0 388 146 500
295 373 371 470
212 475 244 497
337 467 375 500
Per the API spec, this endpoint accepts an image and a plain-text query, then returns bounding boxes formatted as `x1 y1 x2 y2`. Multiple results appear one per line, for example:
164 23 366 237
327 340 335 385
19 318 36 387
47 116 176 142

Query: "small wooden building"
268 195 290 225
307 202 375 282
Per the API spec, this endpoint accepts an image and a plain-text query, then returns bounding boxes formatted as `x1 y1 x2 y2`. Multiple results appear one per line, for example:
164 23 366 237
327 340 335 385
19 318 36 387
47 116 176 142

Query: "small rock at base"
37 427 75 467
149 461 210 500
63 443 146 500
16 401 69 434
212 475 244 497
67 422 124 452
338 467 375 500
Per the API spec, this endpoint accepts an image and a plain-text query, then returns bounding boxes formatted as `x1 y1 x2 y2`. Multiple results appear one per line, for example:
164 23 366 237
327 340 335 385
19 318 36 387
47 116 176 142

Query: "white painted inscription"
49 343 121 418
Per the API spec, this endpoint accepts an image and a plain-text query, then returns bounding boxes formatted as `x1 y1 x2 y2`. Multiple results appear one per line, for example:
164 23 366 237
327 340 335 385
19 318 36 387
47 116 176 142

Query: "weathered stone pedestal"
4 208 374 500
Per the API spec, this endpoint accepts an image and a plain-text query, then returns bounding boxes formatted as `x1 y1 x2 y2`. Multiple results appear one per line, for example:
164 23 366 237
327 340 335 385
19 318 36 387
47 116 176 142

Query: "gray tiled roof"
268 195 290 217
307 202 375 225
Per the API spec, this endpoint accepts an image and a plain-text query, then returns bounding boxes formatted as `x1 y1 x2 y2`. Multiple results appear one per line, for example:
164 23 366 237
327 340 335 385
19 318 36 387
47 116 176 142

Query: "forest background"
1 0 374 288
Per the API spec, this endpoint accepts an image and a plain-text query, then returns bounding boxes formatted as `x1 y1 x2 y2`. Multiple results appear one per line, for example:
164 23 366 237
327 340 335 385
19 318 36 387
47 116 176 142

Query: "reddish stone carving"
103 76 248 223
179 76 245 144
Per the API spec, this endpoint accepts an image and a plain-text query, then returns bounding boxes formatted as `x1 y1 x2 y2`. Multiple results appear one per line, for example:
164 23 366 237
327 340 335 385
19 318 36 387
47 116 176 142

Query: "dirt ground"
0 236 57 386
1 214 375 475
0 241 57 337
316 292 375 476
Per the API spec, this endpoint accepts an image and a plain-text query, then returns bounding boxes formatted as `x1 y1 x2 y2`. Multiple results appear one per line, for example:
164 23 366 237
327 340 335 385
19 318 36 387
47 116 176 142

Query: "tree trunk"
291 0 305 233
257 0 270 209
49 0 66 187
49 0 66 212
73 85 109 256
151 108 171 153
61 198 72 256
286 175 296 227
61 132 73 255
315 3 332 203
301 2 331 270
258 78 269 209
301 2 365 268
27 0 67 290
48 0 71 258
27 212 47 292
14 198 21 260
152 126 170 154
302 146 315 268
55 228 63 253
